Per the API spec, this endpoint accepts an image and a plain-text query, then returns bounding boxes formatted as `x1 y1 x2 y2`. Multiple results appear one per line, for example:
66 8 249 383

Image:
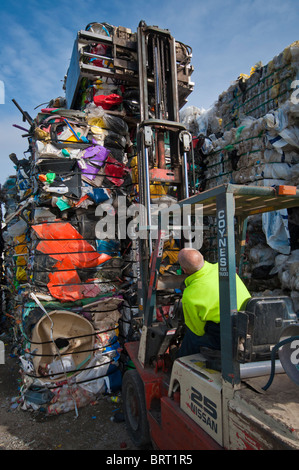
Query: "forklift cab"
123 183 299 450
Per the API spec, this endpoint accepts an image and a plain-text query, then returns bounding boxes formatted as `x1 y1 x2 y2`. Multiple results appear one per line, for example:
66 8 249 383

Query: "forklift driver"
176 248 251 358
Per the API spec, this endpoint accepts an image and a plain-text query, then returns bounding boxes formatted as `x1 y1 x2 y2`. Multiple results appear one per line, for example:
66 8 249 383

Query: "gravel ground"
0 336 143 451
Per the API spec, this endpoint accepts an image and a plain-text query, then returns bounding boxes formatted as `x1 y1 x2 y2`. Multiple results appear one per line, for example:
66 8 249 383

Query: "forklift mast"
135 22 192 365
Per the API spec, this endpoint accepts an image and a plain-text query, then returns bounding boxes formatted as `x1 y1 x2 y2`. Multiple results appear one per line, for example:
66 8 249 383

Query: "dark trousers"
176 321 220 358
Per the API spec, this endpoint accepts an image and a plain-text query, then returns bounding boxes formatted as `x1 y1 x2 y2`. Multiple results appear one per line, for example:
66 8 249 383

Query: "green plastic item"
55 197 71 211
46 173 56 183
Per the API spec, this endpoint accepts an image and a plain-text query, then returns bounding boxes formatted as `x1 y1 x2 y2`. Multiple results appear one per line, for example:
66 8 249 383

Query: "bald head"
178 248 204 275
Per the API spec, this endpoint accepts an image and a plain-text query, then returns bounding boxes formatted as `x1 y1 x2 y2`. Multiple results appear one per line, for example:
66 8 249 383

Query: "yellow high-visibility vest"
182 261 251 336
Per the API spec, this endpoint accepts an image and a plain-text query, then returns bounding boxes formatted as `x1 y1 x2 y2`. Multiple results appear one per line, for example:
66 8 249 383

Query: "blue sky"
0 0 298 184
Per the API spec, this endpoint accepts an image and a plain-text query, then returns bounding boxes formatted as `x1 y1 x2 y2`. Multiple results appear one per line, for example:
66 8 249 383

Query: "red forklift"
122 183 299 450
121 23 299 450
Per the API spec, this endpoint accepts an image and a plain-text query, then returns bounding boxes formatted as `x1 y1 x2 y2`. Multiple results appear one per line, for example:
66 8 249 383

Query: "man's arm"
182 293 206 337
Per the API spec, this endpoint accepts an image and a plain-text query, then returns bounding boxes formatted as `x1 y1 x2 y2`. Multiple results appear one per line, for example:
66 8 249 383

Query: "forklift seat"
202 296 298 369
237 296 298 361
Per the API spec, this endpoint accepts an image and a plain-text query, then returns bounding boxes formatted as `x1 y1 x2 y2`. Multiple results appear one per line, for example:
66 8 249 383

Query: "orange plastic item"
277 185 297 196
32 222 111 301
48 258 82 302
32 222 111 268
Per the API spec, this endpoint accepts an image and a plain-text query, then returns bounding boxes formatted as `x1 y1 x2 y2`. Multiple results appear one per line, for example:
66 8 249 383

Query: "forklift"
122 183 299 450
121 23 299 450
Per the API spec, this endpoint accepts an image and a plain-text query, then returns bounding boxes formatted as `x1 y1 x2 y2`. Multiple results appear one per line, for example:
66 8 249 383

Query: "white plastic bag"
262 209 291 255
76 353 110 395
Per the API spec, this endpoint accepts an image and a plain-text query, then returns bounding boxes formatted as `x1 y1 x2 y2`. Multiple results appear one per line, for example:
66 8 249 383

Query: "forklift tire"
122 369 151 448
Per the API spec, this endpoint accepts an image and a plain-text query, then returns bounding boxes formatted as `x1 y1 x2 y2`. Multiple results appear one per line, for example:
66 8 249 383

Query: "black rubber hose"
262 335 299 391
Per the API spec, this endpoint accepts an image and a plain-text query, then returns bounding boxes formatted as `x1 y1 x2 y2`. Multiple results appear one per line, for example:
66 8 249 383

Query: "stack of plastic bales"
215 41 299 131
182 41 299 191
2 29 143 416
181 41 299 311
198 98 299 191
1 100 133 414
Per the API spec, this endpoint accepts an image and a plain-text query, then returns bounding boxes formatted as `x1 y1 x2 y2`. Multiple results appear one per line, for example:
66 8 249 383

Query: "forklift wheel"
122 369 151 448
